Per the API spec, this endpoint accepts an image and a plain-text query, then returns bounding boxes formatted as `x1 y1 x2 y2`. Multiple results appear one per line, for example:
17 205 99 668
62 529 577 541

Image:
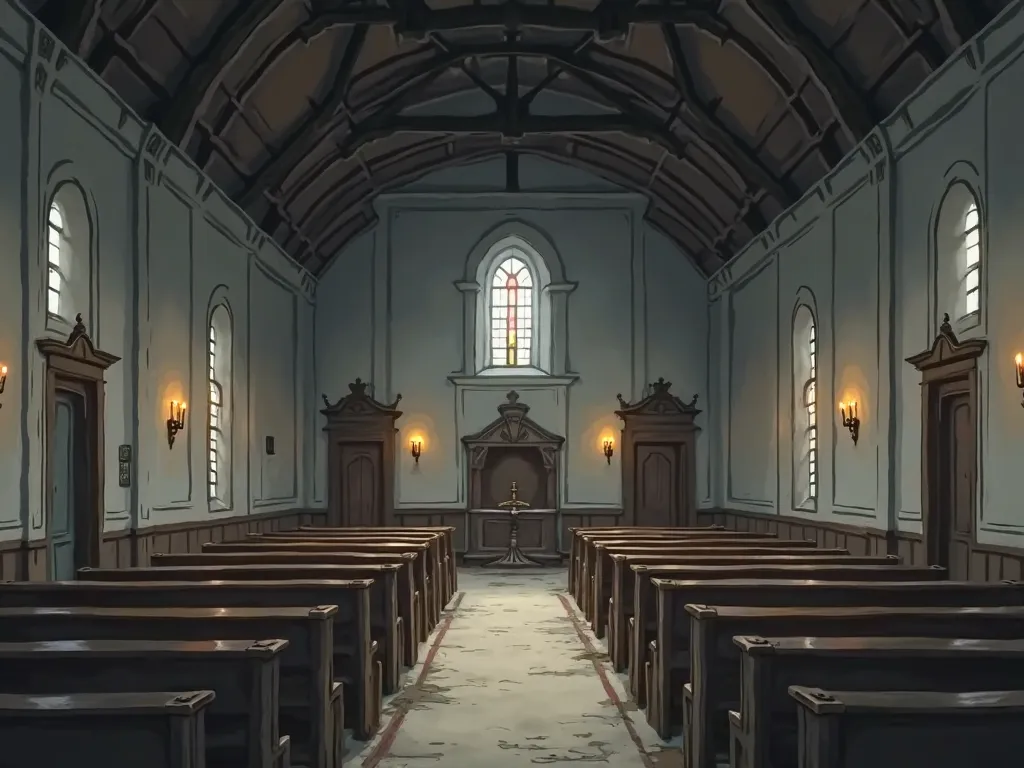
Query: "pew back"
0 690 216 768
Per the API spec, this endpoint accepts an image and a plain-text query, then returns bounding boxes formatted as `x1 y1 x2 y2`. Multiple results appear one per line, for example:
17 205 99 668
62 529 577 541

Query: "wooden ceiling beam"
743 0 877 141
156 0 284 146
44 0 102 55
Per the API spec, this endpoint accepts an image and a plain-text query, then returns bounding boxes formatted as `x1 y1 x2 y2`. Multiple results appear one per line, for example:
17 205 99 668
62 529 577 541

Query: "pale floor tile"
349 568 680 767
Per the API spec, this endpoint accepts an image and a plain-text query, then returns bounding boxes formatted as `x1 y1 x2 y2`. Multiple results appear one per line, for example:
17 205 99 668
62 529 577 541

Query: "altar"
461 391 563 565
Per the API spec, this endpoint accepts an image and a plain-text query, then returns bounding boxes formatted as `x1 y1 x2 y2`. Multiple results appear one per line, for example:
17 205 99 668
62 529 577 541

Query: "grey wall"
314 154 709 512
707 1 1024 550
0 2 316 547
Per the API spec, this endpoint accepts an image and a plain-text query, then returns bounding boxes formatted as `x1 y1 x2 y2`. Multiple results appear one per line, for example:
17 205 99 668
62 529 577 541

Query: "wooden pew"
576 531 779 608
0 638 290 768
151 550 422 664
571 528 733 602
567 526 724 594
586 538 817 623
0 606 336 767
205 540 437 630
250 532 448 616
296 525 457 595
788 686 1024 768
604 548 850 669
81 562 405 697
0 690 217 768
687 604 1024 768
645 576 1024 721
628 564 946 710
0 579 379 742
731 635 1024 768
595 544 848 642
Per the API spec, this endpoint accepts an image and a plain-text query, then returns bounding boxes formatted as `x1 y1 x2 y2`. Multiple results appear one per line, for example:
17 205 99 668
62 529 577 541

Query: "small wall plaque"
265 436 275 455
117 444 131 487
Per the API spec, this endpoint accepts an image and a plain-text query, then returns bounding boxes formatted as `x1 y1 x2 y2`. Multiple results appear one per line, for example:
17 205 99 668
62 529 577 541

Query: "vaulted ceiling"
30 0 1010 275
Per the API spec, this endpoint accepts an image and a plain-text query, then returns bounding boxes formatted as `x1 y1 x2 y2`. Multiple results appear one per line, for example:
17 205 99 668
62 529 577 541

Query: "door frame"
36 315 120 577
906 314 986 568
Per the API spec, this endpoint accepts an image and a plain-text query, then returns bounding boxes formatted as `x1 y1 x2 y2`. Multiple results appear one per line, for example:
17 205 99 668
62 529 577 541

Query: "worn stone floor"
351 567 682 767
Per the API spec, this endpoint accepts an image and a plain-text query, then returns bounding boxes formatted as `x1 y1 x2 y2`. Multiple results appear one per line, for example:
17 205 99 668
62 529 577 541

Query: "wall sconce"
839 401 860 446
167 400 187 449
0 364 6 410
1015 354 1024 408
603 438 614 464
410 437 422 464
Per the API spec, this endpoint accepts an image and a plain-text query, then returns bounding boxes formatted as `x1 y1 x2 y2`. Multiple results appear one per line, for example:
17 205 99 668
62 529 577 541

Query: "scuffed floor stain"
352 568 669 767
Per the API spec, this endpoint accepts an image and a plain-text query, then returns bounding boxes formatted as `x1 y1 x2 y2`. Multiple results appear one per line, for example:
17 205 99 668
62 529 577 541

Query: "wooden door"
339 442 383 526
50 390 82 580
633 444 678 527
937 388 975 580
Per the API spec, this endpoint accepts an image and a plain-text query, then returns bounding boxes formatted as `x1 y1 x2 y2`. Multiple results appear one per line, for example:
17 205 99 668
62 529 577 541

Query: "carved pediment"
36 314 120 371
906 314 987 371
321 378 402 424
615 377 700 421
462 390 565 447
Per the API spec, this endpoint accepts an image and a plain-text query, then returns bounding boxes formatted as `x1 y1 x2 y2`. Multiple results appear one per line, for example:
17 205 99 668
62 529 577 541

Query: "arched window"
489 253 535 367
962 202 981 317
934 180 983 330
792 301 818 508
207 304 232 509
47 202 66 318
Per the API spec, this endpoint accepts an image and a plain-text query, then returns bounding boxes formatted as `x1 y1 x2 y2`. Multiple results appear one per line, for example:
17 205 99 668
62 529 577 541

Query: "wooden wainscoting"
0 508 326 580
701 508 1024 582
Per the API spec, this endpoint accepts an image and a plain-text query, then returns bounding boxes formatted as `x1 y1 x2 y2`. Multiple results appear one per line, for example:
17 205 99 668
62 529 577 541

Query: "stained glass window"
490 254 534 366
805 320 818 500
208 323 223 501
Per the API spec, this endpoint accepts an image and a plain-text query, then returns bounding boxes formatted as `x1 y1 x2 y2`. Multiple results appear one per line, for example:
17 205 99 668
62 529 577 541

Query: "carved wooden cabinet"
321 379 401 527
615 378 701 527
461 391 563 564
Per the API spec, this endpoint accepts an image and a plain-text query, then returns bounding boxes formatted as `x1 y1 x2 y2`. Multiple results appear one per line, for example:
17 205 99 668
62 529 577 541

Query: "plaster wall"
0 3 316 547
708 2 1024 549
314 155 709 511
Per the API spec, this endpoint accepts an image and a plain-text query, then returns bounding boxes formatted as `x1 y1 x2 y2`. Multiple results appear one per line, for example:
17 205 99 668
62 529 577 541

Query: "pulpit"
462 391 563 564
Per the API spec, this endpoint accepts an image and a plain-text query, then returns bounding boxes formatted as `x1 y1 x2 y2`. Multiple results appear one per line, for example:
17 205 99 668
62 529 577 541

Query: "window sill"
448 369 579 387
793 500 817 514
208 500 232 514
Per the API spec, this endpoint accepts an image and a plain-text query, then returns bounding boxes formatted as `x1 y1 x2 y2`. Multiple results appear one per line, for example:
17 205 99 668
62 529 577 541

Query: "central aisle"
355 568 676 767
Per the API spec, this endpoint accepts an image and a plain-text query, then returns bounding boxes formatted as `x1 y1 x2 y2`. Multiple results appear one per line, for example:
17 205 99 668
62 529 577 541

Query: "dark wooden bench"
788 686 1024 768
567 526 724 595
0 579 378 742
0 638 291 768
250 532 447 621
731 635 1024 768
586 538 818 626
0 605 336 767
602 548 856 659
205 540 436 632
626 561 946 712
296 525 457 597
629 563 945 710
81 562 405 697
0 690 217 768
573 529 763 606
151 550 422 664
687 604 1024 768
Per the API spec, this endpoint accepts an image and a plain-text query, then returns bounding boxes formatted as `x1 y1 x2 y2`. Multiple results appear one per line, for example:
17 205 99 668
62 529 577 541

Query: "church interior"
0 0 1023 765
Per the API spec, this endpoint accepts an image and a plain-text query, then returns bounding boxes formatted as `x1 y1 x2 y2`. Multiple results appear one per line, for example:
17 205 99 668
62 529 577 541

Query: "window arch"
207 302 233 509
933 178 984 332
489 252 535 367
792 300 818 508
46 201 66 318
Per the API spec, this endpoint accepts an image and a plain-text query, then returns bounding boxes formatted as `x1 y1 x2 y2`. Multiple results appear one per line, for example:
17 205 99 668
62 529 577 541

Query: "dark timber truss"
31 0 1008 275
